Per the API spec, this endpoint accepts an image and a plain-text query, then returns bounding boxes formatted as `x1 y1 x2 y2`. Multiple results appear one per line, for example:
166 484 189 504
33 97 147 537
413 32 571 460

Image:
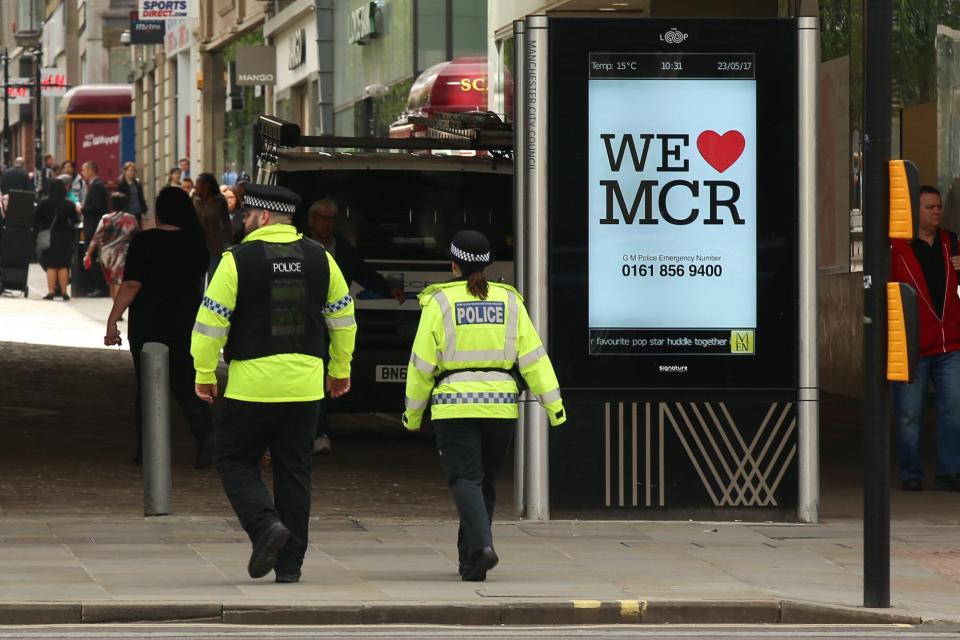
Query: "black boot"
461 547 498 582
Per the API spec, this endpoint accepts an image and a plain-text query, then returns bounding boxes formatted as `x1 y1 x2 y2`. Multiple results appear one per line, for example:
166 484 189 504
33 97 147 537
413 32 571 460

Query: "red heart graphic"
696 130 745 173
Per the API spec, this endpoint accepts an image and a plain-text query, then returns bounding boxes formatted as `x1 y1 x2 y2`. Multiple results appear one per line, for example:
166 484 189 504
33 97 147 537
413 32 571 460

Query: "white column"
797 16 820 524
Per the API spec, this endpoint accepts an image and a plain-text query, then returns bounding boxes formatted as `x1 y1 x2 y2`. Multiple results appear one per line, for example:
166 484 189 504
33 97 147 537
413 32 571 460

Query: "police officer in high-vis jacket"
191 184 356 584
403 230 565 581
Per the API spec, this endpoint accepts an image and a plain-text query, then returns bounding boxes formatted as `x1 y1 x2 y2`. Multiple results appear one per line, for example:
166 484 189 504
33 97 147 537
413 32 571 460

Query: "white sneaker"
313 434 332 456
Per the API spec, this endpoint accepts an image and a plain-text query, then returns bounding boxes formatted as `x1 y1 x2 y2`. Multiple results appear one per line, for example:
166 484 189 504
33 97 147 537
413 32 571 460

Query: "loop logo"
660 28 689 44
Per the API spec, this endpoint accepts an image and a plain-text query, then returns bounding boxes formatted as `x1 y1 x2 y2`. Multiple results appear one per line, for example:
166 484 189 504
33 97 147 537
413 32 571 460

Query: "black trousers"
216 398 320 574
434 418 515 560
314 397 329 438
131 340 212 452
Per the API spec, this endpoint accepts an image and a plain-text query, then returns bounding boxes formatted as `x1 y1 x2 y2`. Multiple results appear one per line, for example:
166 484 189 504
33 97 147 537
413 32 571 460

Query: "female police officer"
403 230 566 581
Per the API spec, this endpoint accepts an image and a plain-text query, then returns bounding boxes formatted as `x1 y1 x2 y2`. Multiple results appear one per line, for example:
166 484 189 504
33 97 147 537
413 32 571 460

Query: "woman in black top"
103 187 214 468
36 178 80 300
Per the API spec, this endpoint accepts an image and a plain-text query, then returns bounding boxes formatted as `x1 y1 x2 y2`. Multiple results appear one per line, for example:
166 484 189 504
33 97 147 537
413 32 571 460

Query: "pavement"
1 264 960 627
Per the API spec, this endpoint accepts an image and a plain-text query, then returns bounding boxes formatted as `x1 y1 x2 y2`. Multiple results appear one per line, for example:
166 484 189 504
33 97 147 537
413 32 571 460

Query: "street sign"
40 69 68 96
130 19 165 45
236 45 276 86
138 0 197 20
5 86 30 105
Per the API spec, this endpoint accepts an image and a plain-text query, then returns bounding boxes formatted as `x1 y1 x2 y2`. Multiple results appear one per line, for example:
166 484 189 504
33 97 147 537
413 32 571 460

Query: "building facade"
130 0 269 207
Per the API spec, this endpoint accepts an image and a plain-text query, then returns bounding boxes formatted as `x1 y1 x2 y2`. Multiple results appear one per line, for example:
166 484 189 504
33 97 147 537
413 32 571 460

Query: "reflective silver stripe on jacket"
433 290 458 363
438 371 515 385
518 345 547 369
325 316 356 329
433 288 520 366
503 291 519 363
193 321 229 338
410 353 437 375
432 391 519 405
405 397 429 411
537 388 562 405
443 349 510 363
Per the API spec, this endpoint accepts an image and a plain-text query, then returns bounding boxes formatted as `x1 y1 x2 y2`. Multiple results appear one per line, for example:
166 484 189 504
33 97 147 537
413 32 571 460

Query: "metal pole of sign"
2 49 9 167
524 14 549 522
797 16 820 525
34 46 42 192
142 343 172 516
513 19 527 519
863 0 893 610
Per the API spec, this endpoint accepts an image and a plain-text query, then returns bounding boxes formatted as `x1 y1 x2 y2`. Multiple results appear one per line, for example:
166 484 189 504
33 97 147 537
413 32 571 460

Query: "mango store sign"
138 0 197 20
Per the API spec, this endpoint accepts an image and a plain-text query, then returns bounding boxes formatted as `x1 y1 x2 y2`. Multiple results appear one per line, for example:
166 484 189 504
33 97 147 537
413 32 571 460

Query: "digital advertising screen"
588 52 757 356
548 19 798 391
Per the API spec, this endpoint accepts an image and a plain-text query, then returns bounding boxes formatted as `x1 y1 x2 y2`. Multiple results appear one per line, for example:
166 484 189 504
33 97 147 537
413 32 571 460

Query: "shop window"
452 0 486 58
417 0 447 71
417 0 487 72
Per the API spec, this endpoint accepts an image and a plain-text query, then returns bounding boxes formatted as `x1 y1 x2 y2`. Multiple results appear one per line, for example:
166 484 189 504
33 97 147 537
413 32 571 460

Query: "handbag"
35 211 58 255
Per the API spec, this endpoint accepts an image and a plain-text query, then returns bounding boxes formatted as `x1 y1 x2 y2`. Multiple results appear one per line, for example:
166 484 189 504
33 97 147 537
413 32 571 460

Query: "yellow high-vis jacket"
402 280 565 430
190 224 356 403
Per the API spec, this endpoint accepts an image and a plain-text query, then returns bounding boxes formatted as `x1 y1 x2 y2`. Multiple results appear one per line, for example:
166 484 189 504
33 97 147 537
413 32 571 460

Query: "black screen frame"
548 18 799 393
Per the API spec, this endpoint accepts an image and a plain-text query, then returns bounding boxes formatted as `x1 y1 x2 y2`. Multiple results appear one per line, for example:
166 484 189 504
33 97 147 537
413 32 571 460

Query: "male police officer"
191 184 356 583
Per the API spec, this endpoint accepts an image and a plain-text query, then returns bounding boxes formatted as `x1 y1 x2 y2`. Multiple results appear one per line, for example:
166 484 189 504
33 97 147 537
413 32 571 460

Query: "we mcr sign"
597 130 746 226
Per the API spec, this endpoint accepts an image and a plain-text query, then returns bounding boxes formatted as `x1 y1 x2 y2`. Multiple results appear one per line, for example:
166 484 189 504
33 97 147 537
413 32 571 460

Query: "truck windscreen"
282 169 513 262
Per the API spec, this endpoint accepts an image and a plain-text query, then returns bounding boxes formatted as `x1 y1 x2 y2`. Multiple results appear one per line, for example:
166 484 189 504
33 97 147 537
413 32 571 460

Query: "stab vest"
224 237 330 362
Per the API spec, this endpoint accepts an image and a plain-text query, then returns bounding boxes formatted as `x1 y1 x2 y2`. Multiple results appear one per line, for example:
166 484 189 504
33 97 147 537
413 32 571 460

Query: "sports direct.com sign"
138 0 197 20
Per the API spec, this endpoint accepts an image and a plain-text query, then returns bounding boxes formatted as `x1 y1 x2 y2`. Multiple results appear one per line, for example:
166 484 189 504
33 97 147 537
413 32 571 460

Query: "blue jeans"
891 350 960 480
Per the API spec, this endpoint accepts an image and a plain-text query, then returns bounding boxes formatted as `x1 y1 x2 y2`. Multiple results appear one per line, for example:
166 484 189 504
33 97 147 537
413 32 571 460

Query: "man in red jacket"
890 185 960 491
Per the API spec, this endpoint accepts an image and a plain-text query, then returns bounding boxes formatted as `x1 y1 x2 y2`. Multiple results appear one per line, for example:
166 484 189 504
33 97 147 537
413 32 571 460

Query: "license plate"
375 365 407 383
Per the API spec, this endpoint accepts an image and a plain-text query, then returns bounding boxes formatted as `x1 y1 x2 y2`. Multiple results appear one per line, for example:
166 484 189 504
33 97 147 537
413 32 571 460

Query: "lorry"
253 113 514 413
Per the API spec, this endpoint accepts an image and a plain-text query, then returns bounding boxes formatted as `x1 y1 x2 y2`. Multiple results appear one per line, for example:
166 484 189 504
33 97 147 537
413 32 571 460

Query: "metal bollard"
141 342 172 516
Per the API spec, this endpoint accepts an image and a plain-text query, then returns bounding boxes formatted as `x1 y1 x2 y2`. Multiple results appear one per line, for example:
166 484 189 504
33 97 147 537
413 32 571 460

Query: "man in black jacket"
0 158 34 194
80 161 109 296
305 198 406 455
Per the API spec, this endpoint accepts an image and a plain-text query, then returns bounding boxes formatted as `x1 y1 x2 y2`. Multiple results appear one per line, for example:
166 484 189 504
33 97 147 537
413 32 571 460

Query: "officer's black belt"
434 366 528 391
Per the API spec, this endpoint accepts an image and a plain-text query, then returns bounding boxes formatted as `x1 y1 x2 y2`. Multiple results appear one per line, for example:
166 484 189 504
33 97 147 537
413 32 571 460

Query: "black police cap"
242 183 301 215
449 229 492 265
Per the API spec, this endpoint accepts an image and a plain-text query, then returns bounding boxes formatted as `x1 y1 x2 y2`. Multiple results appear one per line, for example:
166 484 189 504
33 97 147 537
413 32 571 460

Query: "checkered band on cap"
244 196 297 215
450 243 491 264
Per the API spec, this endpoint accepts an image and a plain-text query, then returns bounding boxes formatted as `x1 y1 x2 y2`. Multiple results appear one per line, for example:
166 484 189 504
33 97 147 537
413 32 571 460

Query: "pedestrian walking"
220 185 243 244
403 230 566 581
103 186 214 468
58 160 83 204
35 178 79 300
193 173 231 282
116 162 148 224
0 157 33 194
80 161 109 297
191 184 356 583
84 192 140 301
